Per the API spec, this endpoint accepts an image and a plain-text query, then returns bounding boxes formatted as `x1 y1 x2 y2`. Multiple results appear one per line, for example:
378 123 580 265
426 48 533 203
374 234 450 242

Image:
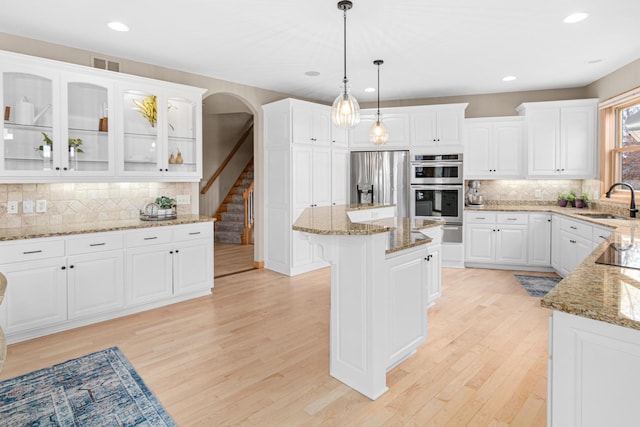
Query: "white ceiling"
1 0 639 104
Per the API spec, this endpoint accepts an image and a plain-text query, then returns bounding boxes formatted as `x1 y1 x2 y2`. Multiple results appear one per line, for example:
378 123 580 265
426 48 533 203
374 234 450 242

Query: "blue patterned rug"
514 274 562 297
0 347 175 426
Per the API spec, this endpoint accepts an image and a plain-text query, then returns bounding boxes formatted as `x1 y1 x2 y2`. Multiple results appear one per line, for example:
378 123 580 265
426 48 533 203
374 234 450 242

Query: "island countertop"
0 215 214 242
292 204 444 254
465 203 640 331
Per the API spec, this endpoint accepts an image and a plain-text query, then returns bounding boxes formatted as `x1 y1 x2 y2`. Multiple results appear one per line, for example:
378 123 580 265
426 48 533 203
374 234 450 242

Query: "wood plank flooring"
0 266 555 426
214 242 255 277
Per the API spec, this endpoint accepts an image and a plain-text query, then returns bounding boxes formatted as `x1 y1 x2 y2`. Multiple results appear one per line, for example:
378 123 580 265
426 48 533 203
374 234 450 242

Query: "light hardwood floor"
1 266 555 426
214 242 255 277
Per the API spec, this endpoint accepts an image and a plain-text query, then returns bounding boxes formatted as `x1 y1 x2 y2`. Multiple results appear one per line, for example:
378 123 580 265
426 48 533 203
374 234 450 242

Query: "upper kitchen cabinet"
410 104 467 147
464 117 524 179
291 99 331 146
349 110 410 148
0 49 205 183
517 99 598 179
118 83 204 180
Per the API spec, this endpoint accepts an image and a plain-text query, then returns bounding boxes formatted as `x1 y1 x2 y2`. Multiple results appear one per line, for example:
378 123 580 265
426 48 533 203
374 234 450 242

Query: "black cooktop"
596 243 640 270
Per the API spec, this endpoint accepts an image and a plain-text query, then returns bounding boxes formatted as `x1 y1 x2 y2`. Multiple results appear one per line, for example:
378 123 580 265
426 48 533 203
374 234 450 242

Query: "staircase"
214 161 254 244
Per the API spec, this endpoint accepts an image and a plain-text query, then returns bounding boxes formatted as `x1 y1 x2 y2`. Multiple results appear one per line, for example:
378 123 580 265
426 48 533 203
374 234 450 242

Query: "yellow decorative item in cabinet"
132 95 157 127
176 149 183 164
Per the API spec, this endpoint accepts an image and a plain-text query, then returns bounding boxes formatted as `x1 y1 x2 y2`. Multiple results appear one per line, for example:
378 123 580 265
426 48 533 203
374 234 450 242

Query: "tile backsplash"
0 182 194 229
466 179 584 201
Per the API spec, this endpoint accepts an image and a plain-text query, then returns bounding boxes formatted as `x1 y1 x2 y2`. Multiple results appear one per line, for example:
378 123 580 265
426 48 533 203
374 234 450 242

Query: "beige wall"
586 58 640 101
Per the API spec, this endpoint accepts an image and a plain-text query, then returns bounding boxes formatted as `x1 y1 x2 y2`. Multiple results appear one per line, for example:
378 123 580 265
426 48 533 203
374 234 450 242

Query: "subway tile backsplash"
0 182 193 230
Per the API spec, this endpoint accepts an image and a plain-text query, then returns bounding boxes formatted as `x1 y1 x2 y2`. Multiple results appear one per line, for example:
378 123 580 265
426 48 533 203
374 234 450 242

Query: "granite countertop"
0 215 215 242
466 203 640 331
292 204 444 254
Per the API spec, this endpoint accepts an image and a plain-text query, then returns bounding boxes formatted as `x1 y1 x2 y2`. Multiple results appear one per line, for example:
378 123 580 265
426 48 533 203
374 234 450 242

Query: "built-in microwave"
410 153 463 185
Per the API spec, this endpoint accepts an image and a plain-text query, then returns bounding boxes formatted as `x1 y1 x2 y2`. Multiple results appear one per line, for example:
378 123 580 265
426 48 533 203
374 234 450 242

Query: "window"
601 89 640 201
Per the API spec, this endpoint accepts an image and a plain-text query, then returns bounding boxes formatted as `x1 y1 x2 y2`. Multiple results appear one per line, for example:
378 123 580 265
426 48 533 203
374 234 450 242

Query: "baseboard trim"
253 261 264 269
465 262 556 273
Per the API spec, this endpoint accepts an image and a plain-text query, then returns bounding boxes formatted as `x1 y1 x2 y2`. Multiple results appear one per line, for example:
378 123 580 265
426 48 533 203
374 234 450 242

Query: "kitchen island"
293 204 443 400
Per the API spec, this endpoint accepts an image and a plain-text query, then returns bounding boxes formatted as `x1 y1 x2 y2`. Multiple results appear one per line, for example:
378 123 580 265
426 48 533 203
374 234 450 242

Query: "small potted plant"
558 193 569 207
566 190 577 207
155 196 176 217
36 132 84 154
575 194 590 209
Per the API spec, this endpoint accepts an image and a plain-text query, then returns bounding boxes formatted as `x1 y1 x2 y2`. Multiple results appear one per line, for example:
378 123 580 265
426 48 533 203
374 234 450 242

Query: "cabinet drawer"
560 217 592 240
66 232 123 255
592 225 614 245
0 238 65 264
465 212 496 224
173 222 214 242
125 227 172 248
497 213 528 225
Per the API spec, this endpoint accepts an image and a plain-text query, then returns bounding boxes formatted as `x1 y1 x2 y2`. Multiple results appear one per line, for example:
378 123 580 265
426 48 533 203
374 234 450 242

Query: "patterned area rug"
0 347 175 426
514 274 562 297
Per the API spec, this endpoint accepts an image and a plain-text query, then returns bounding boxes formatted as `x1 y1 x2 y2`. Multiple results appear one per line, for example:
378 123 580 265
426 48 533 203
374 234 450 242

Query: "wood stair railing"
201 119 254 196
242 180 255 245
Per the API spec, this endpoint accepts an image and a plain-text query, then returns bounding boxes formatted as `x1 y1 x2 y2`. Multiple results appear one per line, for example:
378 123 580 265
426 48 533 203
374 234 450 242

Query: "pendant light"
331 0 360 128
370 59 389 145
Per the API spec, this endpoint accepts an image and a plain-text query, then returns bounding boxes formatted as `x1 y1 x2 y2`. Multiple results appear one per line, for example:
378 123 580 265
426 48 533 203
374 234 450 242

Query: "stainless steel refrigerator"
350 150 410 217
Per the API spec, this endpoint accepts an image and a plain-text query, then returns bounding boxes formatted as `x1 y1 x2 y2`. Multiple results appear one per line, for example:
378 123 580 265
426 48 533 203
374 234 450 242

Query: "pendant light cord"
342 7 348 88
377 63 380 119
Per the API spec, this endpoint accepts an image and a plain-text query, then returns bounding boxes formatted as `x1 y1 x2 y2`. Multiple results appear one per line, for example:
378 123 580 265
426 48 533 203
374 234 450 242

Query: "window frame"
600 89 640 203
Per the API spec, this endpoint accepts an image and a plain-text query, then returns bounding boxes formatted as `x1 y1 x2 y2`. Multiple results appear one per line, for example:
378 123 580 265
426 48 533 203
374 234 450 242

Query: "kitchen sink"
576 212 628 220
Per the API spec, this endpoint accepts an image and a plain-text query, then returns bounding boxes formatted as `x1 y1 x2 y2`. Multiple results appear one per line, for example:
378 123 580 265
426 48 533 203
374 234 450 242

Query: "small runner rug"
514 274 562 297
0 346 175 426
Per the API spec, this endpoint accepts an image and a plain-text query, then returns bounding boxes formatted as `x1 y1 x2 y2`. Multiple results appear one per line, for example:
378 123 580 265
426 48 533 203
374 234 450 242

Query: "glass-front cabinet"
119 84 201 179
0 50 204 183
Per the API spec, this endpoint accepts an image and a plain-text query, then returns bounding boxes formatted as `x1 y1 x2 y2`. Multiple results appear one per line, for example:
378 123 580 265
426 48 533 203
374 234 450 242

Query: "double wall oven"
410 154 464 243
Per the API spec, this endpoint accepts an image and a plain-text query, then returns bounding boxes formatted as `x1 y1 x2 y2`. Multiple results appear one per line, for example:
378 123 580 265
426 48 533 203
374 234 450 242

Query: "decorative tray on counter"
140 202 177 221
139 212 177 221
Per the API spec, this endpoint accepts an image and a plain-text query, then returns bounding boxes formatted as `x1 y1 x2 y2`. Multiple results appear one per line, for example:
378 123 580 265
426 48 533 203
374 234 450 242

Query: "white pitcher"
14 96 51 125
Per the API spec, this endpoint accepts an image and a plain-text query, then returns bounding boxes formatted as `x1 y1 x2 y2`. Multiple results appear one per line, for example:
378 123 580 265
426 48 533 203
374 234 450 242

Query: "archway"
200 92 256 277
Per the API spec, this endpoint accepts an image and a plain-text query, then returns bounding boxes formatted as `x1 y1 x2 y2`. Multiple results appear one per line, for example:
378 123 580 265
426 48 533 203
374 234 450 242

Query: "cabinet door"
1 65 60 177
560 106 595 177
527 108 560 176
331 148 349 205
62 73 115 176
411 112 437 146
331 122 349 147
465 224 495 263
291 100 315 145
165 89 202 177
386 248 427 367
426 244 442 307
493 122 523 177
67 251 124 319
312 147 332 207
314 106 331 146
126 244 173 305
528 214 552 266
119 83 163 175
349 113 378 147
173 239 213 295
464 123 492 177
559 231 592 276
382 113 410 146
551 215 561 272
436 110 462 144
0 258 67 334
495 225 528 264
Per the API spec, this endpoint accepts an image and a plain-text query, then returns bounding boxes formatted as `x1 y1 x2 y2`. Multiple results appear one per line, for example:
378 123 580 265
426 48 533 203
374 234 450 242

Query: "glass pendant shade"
370 115 389 145
332 86 360 128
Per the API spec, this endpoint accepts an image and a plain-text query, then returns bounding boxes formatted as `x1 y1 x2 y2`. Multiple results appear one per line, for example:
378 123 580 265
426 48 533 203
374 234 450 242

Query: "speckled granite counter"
466 204 640 331
0 215 214 242
292 204 444 254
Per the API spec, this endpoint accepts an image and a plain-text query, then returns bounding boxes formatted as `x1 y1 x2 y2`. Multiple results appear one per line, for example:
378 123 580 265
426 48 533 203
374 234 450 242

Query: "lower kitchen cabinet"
557 217 596 277
528 213 552 266
0 257 67 335
464 212 528 266
425 243 442 307
67 251 125 319
386 245 428 368
0 221 213 344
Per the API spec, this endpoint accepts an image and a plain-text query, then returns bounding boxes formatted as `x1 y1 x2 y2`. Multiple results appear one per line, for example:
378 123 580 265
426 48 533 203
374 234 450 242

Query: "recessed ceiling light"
563 12 589 24
502 75 517 82
107 21 130 32
304 70 320 77
364 87 376 93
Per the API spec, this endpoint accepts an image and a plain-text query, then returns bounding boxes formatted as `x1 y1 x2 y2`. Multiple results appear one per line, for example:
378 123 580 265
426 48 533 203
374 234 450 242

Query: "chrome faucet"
605 182 638 218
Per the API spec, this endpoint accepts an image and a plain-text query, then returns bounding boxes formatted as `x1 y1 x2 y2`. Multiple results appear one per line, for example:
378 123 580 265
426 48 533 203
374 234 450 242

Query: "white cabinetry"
0 222 213 344
528 213 552 266
592 224 614 250
464 117 524 179
292 99 330 146
411 105 467 147
517 99 598 178
551 215 561 271
465 212 528 266
0 49 205 183
557 217 594 276
263 98 349 276
350 111 410 147
549 311 640 426
386 245 428 369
